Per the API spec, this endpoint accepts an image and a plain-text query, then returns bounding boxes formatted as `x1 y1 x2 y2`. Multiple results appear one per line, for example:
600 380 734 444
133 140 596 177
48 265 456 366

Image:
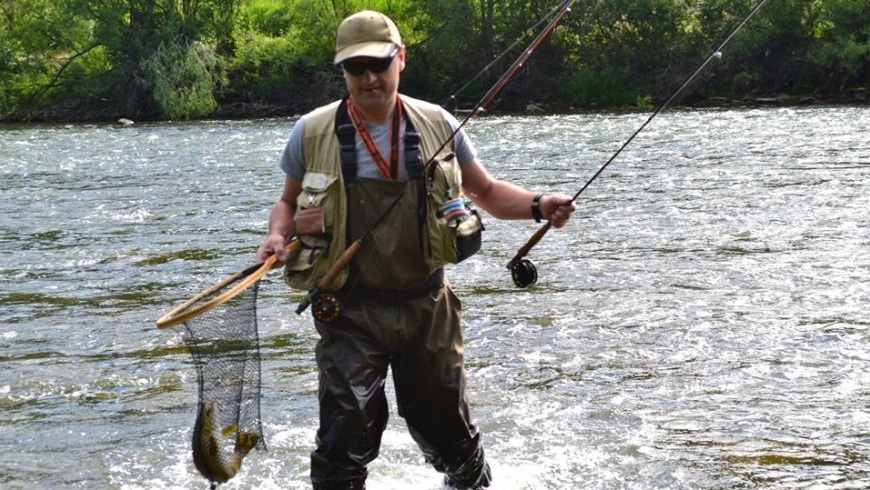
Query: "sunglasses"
341 47 400 77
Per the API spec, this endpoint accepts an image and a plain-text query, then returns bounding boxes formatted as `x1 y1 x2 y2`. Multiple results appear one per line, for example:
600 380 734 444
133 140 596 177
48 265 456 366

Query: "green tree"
0 0 106 118
806 0 869 92
77 0 225 118
1 0 868 121
141 38 222 119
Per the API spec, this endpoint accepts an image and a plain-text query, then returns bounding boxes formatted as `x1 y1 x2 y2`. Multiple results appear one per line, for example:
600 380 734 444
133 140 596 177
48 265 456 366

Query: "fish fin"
221 423 239 439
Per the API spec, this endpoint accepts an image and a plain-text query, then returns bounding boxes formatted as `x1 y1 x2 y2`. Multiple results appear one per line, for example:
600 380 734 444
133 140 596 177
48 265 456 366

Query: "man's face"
342 46 405 115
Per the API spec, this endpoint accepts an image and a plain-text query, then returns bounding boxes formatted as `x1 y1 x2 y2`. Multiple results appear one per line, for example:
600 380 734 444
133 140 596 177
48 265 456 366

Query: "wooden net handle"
315 239 362 290
156 240 301 329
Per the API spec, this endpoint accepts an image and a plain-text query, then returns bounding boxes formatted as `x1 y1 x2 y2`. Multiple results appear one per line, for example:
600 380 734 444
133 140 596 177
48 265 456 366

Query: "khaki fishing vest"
283 95 482 292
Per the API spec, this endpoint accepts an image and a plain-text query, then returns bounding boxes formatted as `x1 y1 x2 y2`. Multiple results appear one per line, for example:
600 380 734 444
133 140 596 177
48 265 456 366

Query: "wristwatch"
531 192 546 223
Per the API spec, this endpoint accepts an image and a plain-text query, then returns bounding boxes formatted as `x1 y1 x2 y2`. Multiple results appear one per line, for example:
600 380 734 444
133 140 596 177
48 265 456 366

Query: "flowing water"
1 106 868 489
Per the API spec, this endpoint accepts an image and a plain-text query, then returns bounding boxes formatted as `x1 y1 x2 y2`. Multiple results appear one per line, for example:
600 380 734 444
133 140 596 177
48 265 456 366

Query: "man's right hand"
256 233 292 267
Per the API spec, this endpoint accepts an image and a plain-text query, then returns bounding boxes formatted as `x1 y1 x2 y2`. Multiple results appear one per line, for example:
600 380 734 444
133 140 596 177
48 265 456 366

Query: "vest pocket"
453 210 484 262
298 171 336 208
426 158 485 268
282 233 335 292
284 171 346 291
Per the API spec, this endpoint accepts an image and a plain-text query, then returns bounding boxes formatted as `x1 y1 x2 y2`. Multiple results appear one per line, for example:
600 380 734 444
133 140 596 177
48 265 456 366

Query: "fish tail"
225 431 259 476
235 431 259 456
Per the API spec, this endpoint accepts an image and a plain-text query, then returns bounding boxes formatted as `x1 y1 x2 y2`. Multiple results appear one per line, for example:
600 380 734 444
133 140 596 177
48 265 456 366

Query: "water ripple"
1 109 869 489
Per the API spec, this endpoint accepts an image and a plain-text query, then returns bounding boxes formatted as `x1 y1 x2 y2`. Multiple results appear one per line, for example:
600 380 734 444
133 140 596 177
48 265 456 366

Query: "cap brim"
334 42 395 65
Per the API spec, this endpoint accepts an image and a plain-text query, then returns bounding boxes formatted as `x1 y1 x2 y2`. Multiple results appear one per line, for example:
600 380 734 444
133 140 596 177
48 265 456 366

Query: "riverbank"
212 89 870 120
2 88 867 124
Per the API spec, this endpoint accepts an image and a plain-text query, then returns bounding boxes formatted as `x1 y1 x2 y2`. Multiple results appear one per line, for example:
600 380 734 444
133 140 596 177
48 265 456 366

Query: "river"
1 106 868 489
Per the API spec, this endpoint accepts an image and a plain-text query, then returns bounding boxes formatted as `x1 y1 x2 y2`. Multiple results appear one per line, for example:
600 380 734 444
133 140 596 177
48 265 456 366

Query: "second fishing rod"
506 0 771 289
295 0 576 321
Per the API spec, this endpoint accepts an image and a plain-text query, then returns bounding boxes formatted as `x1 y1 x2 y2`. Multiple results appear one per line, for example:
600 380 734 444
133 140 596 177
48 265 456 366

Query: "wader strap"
404 128 422 181
334 97 422 183
335 99 358 184
403 122 425 241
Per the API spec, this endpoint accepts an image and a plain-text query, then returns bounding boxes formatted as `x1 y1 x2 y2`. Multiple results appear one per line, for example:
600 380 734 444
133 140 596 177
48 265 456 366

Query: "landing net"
183 272 268 451
156 242 299 485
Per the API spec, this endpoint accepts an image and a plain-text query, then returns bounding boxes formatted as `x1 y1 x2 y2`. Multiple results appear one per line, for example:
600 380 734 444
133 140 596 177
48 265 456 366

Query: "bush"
141 39 223 119
559 68 638 107
244 0 295 37
226 31 340 105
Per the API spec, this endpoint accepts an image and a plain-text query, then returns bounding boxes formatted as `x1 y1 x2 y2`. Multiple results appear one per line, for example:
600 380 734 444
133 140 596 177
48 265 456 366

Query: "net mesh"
168 268 268 483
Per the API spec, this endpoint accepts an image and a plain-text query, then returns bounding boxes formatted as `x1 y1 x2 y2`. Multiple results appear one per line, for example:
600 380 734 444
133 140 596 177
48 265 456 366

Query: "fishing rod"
506 0 771 288
427 0 575 171
296 0 575 321
441 0 575 111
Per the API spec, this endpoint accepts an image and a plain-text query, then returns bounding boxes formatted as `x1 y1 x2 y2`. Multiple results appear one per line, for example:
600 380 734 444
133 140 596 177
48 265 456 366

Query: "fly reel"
310 293 341 323
509 258 538 288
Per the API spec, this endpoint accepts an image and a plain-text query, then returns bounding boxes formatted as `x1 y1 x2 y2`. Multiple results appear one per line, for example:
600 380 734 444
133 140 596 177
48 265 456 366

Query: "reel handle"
296 239 363 316
506 221 551 270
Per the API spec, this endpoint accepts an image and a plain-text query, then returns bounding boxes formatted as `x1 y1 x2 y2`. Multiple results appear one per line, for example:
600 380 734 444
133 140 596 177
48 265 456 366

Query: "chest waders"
290 95 484 324
302 100 439 322
308 102 492 490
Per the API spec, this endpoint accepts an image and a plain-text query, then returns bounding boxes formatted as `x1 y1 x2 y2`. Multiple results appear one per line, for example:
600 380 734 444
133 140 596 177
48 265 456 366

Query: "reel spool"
510 259 538 288
311 293 341 323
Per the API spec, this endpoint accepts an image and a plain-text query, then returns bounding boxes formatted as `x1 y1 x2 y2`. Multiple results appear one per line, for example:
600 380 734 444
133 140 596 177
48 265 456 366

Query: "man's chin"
353 93 389 110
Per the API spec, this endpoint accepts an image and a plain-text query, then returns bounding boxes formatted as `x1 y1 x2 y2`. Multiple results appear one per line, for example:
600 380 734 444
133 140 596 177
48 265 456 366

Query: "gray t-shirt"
279 106 477 182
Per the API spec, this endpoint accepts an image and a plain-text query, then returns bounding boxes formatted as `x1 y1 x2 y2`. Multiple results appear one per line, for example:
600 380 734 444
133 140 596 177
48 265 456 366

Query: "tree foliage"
141 38 222 119
1 0 867 121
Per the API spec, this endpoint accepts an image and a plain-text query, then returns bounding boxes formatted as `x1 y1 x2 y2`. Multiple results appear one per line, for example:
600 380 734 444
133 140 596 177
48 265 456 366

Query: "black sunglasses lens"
342 61 366 76
370 57 393 73
343 55 394 76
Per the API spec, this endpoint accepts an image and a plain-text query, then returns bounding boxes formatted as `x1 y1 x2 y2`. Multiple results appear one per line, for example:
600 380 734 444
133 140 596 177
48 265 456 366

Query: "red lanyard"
346 96 403 180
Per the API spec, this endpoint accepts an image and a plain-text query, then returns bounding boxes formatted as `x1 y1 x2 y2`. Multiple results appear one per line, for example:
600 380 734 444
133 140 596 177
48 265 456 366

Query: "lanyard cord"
347 96 404 180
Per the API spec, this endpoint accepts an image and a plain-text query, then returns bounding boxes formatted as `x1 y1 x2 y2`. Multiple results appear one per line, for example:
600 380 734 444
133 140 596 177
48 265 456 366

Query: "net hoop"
156 240 300 329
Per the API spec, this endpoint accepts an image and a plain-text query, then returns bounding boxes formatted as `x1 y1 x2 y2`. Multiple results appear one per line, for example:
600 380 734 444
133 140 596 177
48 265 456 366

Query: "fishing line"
506 0 771 288
296 0 575 320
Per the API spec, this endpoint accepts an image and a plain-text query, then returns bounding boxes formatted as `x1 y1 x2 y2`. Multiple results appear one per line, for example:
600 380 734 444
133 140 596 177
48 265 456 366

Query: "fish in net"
156 241 299 488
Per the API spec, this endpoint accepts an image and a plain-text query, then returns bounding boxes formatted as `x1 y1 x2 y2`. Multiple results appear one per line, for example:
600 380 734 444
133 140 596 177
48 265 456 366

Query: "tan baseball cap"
334 11 402 65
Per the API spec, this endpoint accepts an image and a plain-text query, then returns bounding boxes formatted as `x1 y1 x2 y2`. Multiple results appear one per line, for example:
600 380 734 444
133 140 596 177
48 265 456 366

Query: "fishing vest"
282 94 483 292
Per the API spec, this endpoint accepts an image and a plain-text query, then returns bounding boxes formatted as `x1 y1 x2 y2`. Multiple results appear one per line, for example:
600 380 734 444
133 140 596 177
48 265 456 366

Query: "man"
256 10 576 490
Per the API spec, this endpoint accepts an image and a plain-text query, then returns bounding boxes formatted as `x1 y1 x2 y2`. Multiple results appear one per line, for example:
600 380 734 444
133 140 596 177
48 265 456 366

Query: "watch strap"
531 192 546 223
